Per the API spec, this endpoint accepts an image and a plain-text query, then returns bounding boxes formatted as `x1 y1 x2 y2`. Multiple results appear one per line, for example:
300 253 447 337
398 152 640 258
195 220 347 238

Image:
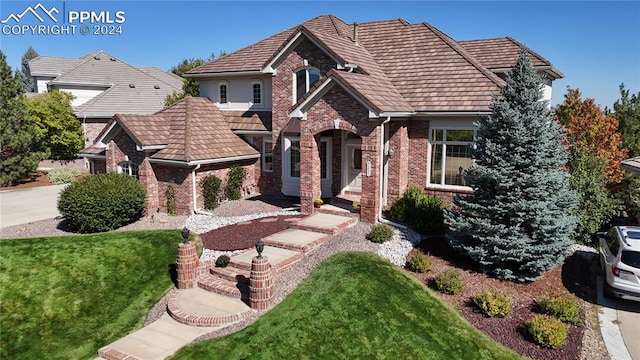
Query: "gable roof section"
222 111 272 132
459 37 564 79
27 52 97 76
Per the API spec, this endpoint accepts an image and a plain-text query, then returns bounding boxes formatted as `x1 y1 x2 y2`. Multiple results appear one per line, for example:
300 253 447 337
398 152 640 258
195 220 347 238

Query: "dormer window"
294 67 320 102
219 83 228 104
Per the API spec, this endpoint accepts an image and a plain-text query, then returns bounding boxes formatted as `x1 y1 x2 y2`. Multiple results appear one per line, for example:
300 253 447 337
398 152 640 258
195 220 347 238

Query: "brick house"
82 15 563 223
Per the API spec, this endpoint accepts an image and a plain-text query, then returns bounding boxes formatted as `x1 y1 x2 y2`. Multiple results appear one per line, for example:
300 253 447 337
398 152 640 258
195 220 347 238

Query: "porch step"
197 273 248 300
230 245 304 274
289 213 357 235
167 288 254 327
209 266 250 284
262 228 331 253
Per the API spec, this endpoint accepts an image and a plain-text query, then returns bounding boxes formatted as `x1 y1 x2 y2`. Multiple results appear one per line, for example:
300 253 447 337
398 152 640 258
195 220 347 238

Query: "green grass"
0 230 181 360
171 252 524 360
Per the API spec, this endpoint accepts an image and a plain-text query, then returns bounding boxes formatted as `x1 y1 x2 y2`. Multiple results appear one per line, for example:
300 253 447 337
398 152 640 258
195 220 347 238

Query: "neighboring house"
82 15 563 222
27 51 183 144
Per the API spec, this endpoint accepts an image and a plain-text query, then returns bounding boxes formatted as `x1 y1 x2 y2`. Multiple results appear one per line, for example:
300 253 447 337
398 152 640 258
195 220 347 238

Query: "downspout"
378 116 391 224
191 164 201 214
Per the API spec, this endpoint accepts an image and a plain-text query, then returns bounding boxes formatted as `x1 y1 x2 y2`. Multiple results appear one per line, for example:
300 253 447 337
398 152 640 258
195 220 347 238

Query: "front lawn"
0 230 180 360
171 252 523 360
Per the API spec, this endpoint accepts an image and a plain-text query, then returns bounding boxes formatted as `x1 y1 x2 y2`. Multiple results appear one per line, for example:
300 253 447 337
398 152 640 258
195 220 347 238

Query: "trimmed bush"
527 314 569 349
406 251 432 273
166 184 176 215
537 294 584 326
215 255 231 268
366 224 395 243
57 173 146 233
389 184 446 235
473 289 513 318
434 269 465 294
202 175 222 210
46 168 80 184
225 166 246 200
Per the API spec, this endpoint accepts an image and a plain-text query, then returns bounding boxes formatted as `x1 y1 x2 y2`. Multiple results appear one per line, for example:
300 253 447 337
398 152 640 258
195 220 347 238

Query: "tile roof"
114 113 170 147
458 37 552 69
27 52 96 76
222 111 272 131
33 51 182 117
187 15 561 113
151 97 259 163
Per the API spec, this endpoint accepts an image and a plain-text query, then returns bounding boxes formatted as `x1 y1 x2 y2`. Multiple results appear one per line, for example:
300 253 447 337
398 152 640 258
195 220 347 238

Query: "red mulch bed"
0 171 53 190
407 237 597 360
200 215 305 251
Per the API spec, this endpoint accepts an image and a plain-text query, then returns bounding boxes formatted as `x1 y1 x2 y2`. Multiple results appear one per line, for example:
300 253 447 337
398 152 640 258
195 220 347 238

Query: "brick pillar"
300 132 321 215
249 256 274 310
176 242 198 289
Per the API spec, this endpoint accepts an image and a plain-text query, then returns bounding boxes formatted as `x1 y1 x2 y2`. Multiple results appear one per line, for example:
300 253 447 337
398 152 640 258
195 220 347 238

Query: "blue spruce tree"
446 49 577 282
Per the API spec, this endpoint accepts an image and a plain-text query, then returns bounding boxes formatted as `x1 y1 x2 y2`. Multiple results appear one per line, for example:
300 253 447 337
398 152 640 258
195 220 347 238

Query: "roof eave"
184 70 265 78
149 153 261 167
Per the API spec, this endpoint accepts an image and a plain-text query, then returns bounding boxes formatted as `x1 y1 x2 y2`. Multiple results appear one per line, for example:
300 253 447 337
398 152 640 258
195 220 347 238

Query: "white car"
599 226 640 302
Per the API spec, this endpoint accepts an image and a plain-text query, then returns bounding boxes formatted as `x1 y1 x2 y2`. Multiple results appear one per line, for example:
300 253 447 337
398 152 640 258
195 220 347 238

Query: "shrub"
202 175 222 210
215 255 231 267
166 184 176 215
389 184 446 235
537 294 584 326
406 251 432 273
527 314 569 349
46 168 80 184
366 224 395 243
473 289 513 318
57 173 146 233
434 269 465 294
225 166 246 200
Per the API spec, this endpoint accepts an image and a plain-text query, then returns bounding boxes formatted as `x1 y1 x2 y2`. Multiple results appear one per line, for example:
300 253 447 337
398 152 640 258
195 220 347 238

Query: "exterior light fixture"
181 227 190 244
255 239 265 258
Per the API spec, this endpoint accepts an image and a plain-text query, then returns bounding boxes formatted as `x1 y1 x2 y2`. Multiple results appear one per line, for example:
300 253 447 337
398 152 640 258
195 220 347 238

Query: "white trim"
79 153 106 159
292 66 321 105
218 80 229 104
185 70 265 78
262 139 273 173
233 130 271 136
251 79 263 105
281 136 333 197
426 122 476 189
262 30 342 74
136 144 165 151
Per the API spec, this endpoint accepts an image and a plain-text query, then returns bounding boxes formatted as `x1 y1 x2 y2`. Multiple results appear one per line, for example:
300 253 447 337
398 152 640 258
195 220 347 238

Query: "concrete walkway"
0 184 66 228
597 276 640 360
97 212 356 360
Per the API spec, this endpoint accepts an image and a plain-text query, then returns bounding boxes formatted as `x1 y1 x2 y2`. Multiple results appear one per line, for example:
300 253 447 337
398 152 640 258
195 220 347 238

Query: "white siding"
198 76 272 110
53 85 106 107
33 76 55 93
542 79 553 107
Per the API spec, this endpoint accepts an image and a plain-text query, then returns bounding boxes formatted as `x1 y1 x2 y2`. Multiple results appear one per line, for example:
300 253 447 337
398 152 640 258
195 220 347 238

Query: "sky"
1 1 638 109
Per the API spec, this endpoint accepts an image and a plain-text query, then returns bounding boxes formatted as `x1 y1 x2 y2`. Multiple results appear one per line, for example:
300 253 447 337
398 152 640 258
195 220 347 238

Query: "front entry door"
346 144 362 192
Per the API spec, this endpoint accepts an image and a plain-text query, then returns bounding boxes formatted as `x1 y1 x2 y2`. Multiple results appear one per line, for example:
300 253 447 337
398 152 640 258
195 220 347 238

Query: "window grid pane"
296 71 306 101
319 142 327 178
263 140 272 172
443 144 471 186
220 85 227 104
290 141 300 178
430 144 443 184
253 84 261 104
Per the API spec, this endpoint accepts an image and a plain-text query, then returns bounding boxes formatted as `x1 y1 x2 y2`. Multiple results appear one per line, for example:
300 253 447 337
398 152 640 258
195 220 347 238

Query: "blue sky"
1 1 638 109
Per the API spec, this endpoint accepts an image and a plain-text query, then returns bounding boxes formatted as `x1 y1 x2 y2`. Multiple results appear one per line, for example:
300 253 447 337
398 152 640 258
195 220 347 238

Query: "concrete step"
289 213 357 235
209 266 250 284
262 228 331 253
197 273 248 300
167 288 254 328
230 245 304 274
98 313 222 360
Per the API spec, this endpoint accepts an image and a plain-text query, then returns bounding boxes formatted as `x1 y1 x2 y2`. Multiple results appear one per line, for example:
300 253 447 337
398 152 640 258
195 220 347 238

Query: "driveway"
0 185 67 228
597 276 640 360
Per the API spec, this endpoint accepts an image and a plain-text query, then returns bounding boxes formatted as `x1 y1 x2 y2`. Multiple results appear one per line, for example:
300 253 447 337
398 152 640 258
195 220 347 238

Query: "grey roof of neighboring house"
29 51 182 117
27 52 96 76
188 15 562 113
622 157 640 173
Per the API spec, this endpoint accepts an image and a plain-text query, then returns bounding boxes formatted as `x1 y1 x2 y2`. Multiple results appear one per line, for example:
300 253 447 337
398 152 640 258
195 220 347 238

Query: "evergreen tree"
0 52 42 185
446 49 577 282
612 84 640 158
17 46 39 93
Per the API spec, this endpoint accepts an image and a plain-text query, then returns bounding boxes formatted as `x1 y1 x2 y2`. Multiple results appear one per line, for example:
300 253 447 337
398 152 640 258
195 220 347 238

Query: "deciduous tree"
446 49 577 282
556 88 628 184
0 52 42 185
21 90 84 160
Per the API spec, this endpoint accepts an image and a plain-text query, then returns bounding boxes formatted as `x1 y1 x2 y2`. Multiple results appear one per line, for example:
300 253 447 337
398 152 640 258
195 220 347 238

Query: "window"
429 128 475 187
262 139 273 172
290 140 301 177
219 83 228 104
252 83 262 104
118 161 139 179
294 67 321 101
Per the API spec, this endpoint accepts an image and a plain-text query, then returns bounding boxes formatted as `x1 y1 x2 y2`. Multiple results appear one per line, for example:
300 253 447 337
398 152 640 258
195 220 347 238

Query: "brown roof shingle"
458 37 552 69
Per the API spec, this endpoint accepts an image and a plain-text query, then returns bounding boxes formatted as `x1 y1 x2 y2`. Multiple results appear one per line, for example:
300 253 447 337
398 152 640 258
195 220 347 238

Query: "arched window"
118 161 139 179
252 82 262 104
294 67 320 102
